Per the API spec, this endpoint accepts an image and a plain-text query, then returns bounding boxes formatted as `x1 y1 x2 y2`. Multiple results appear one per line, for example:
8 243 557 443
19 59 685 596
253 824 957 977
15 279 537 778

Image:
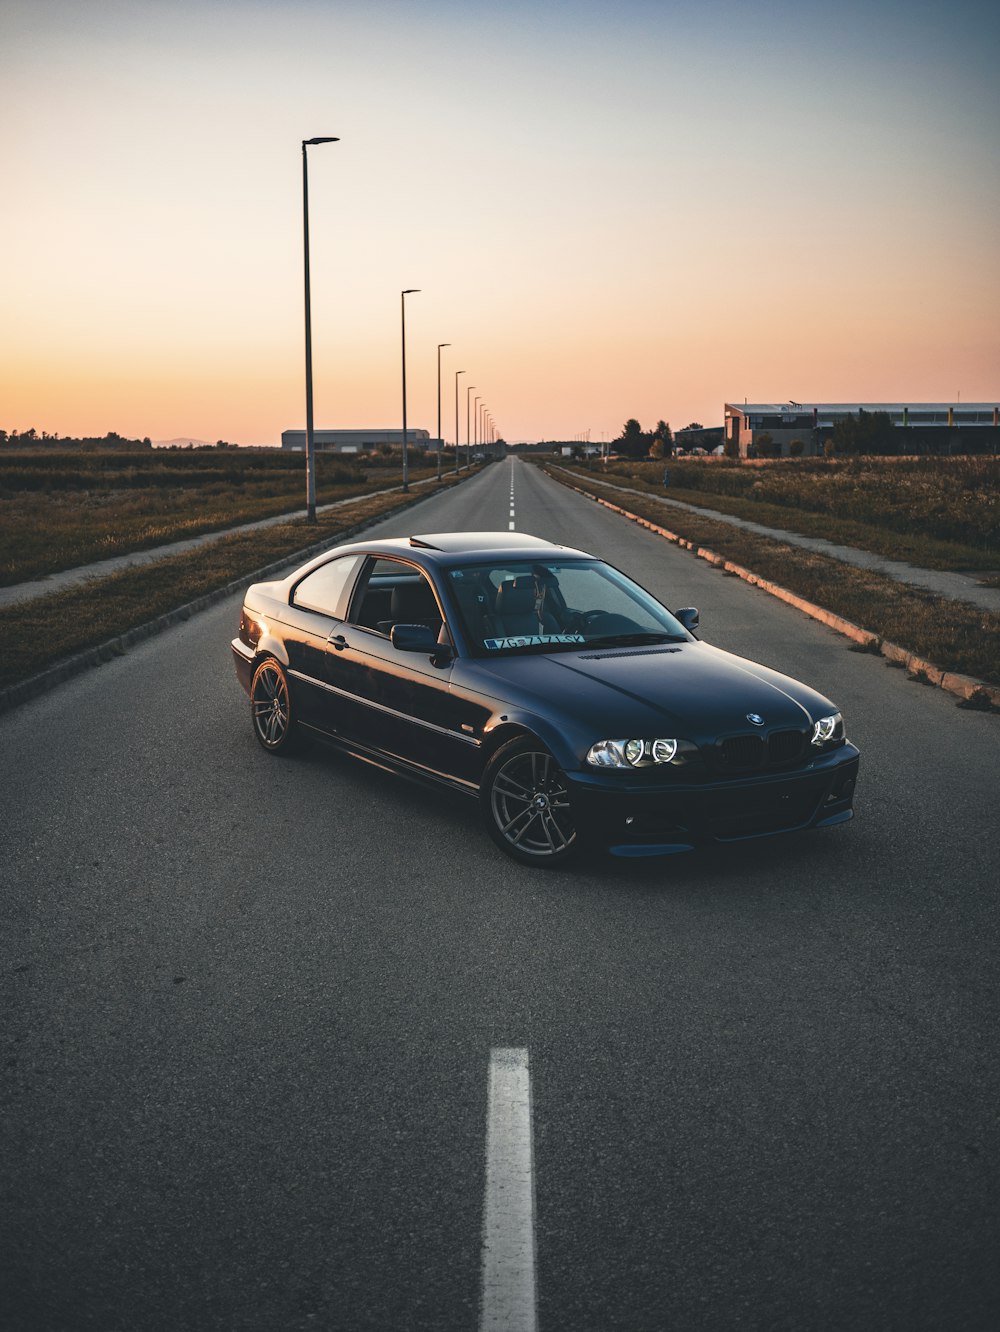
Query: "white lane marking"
481 1048 537 1332
509 521 516 530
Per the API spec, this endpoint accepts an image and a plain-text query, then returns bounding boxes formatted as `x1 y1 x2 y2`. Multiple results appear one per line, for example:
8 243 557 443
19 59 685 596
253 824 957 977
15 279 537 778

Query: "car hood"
471 640 833 739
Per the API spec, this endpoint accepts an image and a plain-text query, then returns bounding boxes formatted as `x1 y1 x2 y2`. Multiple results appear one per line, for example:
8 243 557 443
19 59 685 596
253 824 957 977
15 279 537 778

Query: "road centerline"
481 1047 537 1332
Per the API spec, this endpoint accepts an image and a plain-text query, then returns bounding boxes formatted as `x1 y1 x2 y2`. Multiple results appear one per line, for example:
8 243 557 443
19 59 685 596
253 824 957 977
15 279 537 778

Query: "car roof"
261 531 596 597
356 531 594 563
409 530 583 555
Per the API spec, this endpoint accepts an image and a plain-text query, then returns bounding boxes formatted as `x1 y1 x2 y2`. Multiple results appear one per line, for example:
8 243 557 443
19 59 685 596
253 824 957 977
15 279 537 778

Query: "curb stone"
556 476 1000 710
0 485 448 716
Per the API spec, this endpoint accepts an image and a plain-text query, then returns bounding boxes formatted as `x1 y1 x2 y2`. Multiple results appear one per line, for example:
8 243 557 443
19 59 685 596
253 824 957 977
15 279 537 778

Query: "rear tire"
481 737 580 866
250 658 301 754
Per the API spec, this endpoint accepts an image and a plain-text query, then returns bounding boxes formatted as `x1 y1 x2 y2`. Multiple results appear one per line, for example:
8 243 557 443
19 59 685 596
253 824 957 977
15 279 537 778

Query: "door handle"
330 634 348 651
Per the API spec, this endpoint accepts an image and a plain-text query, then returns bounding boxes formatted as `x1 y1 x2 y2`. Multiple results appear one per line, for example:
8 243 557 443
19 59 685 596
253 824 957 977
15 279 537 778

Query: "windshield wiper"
583 631 688 648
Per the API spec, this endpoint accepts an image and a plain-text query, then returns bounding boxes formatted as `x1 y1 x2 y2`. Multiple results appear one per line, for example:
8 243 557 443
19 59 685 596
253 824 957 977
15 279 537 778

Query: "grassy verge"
546 468 1000 688
555 461 997 573
0 457 448 586
0 481 458 692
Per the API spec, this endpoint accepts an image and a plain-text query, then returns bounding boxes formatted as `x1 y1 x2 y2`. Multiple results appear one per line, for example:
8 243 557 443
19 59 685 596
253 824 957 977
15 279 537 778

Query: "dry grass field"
0 449 449 586
569 455 999 574
0 477 464 692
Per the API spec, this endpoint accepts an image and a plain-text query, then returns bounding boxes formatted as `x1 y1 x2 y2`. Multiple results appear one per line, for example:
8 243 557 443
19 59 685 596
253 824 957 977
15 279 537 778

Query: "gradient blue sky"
2 0 998 443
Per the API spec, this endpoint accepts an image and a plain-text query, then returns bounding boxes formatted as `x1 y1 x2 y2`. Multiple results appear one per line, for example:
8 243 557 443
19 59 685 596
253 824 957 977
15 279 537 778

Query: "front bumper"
567 743 860 857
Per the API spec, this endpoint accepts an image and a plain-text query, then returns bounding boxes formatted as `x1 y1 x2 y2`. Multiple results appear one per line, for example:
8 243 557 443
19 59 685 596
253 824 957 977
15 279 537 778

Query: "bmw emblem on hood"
747 713 765 727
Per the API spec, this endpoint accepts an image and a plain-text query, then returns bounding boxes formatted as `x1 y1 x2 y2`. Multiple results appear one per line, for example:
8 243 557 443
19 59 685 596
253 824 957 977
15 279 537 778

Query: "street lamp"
466 384 476 471
400 289 420 493
436 343 450 481
302 135 339 523
474 395 482 461
454 370 465 473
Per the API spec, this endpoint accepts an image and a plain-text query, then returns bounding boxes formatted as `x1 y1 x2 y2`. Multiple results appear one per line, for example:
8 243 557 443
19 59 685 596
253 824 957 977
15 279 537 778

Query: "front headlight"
586 738 680 768
811 713 843 747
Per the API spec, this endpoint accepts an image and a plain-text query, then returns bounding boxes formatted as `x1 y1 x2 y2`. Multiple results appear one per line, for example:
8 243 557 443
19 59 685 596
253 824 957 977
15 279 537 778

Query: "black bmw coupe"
232 531 859 865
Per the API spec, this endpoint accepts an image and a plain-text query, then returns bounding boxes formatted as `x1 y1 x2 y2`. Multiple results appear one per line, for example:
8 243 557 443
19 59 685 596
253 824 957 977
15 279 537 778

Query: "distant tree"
617 418 647 459
789 439 805 457
651 420 674 458
831 409 896 456
823 438 836 458
683 422 703 431
724 435 739 459
754 431 778 459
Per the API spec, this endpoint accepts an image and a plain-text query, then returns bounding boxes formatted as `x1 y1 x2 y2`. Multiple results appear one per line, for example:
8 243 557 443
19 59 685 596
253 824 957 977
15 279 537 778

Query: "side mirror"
390 623 452 658
676 607 700 633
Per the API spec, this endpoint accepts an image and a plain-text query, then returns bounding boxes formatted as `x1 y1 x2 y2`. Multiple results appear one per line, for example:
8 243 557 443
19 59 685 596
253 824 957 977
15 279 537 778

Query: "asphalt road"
3 459 998 1331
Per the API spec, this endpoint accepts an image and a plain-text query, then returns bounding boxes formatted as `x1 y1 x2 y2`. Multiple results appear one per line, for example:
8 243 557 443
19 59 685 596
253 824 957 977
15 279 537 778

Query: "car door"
322 557 477 783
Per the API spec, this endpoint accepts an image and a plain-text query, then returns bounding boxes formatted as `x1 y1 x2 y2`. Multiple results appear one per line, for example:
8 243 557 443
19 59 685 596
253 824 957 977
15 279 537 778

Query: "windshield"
446 558 690 656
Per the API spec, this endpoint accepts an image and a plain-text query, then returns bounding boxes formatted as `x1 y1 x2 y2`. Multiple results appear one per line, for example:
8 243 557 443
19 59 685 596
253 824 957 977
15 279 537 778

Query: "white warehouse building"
281 428 434 454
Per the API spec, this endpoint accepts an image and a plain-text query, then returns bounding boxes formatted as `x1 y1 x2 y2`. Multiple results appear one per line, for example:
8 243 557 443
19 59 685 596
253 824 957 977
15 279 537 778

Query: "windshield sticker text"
483 634 585 650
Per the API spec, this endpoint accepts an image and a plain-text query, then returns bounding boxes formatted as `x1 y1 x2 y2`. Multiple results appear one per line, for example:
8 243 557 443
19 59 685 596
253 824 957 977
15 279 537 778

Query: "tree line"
616 419 674 458
613 419 719 458
1 428 154 449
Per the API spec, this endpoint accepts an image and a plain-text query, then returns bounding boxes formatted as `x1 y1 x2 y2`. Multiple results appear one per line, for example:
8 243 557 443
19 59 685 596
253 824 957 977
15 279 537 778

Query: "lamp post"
302 135 339 523
474 395 482 461
400 288 420 493
454 370 465 473
466 384 476 471
436 343 450 481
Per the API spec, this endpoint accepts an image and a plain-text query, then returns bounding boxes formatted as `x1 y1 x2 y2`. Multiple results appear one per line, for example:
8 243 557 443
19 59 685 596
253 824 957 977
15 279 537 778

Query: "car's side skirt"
300 722 481 798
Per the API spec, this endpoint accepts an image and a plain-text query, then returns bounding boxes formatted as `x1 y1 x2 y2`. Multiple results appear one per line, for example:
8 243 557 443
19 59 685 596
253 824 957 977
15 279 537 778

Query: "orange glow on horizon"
2 1 997 444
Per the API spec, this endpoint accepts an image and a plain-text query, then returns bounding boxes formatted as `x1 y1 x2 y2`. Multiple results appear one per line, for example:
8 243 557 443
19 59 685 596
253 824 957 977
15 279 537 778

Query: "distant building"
281 428 435 454
724 403 1000 458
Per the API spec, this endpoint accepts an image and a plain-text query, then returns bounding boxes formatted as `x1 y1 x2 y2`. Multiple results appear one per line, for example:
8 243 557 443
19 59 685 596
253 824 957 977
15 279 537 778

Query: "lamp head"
402 288 421 295
303 137 339 145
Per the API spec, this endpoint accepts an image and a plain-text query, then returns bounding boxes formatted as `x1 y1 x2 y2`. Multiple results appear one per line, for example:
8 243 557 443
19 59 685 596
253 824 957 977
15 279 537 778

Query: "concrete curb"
556 476 1000 710
0 483 452 716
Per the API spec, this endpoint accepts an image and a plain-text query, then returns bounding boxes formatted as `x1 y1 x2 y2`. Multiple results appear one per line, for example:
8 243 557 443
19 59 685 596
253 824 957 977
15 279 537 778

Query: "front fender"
482 707 586 774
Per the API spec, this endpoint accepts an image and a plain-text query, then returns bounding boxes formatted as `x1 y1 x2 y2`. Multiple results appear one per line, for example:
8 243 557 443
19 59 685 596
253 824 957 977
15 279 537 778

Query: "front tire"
481 737 580 866
250 658 300 754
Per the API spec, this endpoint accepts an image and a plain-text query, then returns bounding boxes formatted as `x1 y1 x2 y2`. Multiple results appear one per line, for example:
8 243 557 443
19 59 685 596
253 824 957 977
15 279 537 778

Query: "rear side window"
292 554 362 618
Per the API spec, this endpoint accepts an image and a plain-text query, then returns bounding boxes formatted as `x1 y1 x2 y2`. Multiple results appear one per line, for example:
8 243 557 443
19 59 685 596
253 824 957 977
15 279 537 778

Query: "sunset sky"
2 0 998 445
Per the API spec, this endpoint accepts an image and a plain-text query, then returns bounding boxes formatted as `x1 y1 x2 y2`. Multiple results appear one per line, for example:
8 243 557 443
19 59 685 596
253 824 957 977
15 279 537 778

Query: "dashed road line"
481 1048 537 1332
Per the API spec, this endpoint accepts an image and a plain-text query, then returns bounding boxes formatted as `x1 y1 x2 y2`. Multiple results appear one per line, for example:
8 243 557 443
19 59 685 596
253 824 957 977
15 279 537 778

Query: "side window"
349 558 445 639
292 554 362 618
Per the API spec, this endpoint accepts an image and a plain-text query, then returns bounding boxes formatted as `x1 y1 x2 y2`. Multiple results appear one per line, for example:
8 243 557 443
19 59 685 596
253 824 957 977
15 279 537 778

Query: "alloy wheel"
489 747 577 860
251 659 291 750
